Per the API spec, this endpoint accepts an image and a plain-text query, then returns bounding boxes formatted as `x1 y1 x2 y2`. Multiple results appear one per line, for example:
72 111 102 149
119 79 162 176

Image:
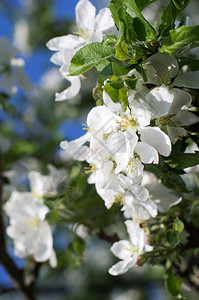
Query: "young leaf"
160 25 199 55
159 0 191 36
164 266 183 297
135 0 157 11
124 0 157 41
163 150 199 170
108 0 124 30
69 43 116 76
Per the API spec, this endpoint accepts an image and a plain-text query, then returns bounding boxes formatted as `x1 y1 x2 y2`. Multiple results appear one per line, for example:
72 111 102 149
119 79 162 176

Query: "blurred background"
0 0 199 299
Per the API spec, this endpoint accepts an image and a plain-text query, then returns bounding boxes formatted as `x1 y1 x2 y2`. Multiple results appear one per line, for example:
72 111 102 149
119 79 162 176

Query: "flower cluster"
4 171 57 267
47 0 199 276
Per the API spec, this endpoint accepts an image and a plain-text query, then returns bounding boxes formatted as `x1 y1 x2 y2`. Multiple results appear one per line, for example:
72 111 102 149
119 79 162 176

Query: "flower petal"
76 0 96 32
146 85 174 118
46 35 84 51
60 132 90 161
174 71 199 89
135 142 159 164
168 88 192 114
167 126 187 143
172 110 199 126
94 8 115 33
144 53 179 81
110 240 133 260
108 255 138 276
140 127 171 157
55 76 81 101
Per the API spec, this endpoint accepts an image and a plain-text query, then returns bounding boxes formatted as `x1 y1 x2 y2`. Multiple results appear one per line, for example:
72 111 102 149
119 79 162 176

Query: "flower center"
157 115 171 126
117 115 137 131
28 218 40 230
84 164 96 174
77 26 90 41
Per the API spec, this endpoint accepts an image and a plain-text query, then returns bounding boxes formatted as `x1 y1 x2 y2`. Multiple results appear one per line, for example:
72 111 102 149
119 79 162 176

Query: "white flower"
46 0 116 101
142 53 199 142
109 220 152 275
4 191 56 267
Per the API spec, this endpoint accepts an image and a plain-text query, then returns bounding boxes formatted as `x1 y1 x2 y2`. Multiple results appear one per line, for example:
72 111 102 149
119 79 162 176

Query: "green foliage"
65 235 85 269
163 150 199 170
104 76 128 111
0 93 15 115
164 261 183 298
69 43 116 76
124 0 157 41
159 0 192 36
160 25 199 55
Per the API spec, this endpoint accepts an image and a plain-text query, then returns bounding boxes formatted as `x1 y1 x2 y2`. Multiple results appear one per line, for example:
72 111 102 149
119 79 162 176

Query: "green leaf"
104 81 128 111
164 264 183 297
160 25 199 55
124 74 138 89
72 235 85 256
65 244 83 269
69 43 116 76
173 219 184 233
108 0 124 30
135 0 157 11
112 62 129 76
124 0 156 41
103 35 118 45
159 0 191 36
0 93 15 115
172 0 190 10
115 41 130 60
163 150 199 170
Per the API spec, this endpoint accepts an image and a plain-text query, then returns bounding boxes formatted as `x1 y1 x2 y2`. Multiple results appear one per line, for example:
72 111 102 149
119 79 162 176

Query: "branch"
0 153 36 300
98 229 119 245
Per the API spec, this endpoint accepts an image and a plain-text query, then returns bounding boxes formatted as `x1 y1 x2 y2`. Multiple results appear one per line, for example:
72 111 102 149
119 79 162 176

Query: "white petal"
94 8 115 33
60 132 90 161
103 90 122 114
167 126 187 143
34 222 53 262
87 105 117 133
140 127 171 157
168 88 192 114
110 240 133 260
147 182 182 212
76 0 96 32
129 98 151 127
49 249 57 268
174 71 199 89
55 76 81 101
135 142 159 164
87 32 103 44
130 184 149 202
144 53 179 81
46 35 84 51
125 220 140 246
140 199 157 218
172 110 199 126
50 52 63 66
108 255 138 276
146 85 174 118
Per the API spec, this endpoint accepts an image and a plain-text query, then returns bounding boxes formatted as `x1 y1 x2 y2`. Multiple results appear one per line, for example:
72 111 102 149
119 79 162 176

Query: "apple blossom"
109 220 152 276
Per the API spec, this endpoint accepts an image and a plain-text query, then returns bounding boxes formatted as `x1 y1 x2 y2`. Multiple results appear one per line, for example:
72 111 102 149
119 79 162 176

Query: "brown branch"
0 153 36 300
98 229 119 245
